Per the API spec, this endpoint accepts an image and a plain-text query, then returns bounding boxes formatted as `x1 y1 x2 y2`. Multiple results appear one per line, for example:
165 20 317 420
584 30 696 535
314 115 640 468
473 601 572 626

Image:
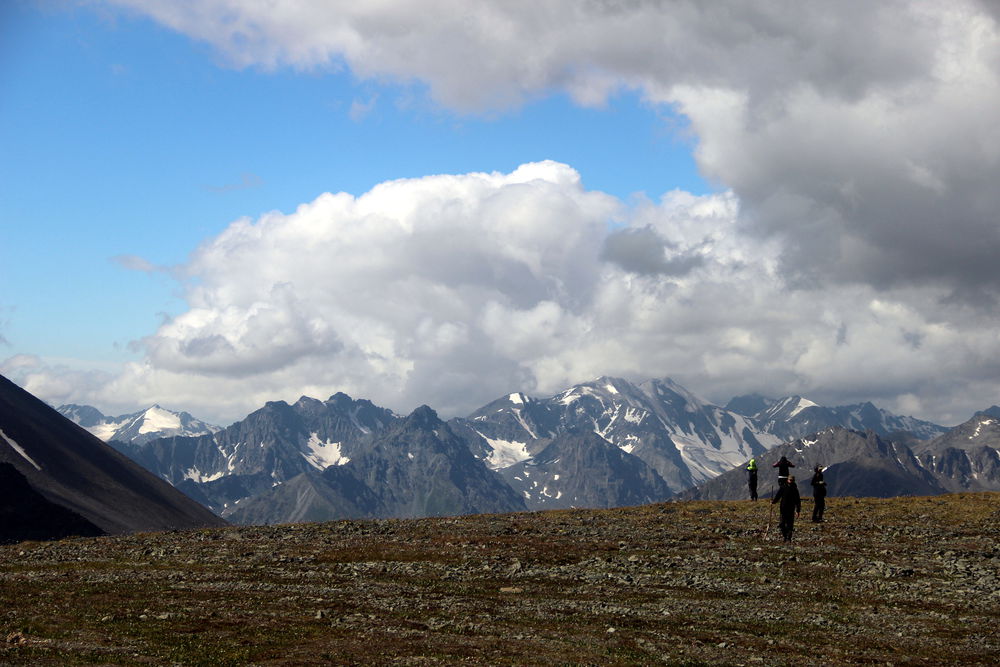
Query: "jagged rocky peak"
294 395 325 408
325 392 356 409
404 405 441 429
501 428 671 510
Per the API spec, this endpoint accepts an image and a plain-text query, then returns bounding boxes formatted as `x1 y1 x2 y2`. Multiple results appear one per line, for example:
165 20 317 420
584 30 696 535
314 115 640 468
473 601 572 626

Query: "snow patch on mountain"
0 428 41 471
670 427 759 484
788 397 818 418
302 433 350 470
483 436 531 470
89 422 123 442
183 467 225 483
971 419 995 439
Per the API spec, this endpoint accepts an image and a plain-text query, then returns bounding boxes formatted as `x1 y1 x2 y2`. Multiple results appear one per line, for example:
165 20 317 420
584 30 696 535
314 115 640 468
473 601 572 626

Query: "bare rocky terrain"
2 492 999 665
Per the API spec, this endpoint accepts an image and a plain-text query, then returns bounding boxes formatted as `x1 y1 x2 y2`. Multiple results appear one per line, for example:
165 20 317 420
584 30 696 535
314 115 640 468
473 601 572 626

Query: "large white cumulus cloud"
10 162 999 425
109 0 1000 297
143 162 622 417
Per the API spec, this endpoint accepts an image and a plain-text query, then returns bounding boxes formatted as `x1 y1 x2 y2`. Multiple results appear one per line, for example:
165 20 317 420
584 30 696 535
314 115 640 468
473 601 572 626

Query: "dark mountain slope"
0 374 226 535
0 463 104 543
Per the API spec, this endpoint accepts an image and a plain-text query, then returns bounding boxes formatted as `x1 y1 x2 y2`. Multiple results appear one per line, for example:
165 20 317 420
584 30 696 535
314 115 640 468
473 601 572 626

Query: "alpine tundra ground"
1 493 999 665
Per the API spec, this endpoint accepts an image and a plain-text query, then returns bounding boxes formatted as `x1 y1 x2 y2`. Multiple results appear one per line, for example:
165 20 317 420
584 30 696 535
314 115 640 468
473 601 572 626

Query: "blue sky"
3 1 999 426
1 1 704 366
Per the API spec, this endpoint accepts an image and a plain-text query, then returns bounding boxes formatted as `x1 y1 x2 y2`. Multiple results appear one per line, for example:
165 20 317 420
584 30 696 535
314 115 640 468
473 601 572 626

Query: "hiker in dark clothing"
810 465 827 522
747 457 758 501
771 475 801 542
773 455 795 487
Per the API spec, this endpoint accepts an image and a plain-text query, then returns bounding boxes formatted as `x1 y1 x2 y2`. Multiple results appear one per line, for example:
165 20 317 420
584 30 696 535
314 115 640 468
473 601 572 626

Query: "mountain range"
682 406 1000 501
55 375 986 526
725 394 948 441
57 403 220 445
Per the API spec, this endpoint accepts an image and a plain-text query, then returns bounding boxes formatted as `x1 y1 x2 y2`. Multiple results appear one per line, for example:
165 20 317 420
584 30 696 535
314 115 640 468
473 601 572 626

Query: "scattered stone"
5 632 26 646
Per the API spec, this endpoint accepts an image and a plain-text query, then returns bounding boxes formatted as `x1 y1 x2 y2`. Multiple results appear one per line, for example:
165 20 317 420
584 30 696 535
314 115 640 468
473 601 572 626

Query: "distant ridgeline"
51 375 1000 526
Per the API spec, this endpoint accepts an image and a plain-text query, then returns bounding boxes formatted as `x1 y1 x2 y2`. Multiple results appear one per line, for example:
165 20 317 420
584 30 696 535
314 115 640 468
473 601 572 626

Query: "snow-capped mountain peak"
57 404 221 446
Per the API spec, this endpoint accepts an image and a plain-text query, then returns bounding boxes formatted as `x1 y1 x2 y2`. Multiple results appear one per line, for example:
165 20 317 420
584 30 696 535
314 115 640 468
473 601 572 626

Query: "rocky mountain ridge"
726 393 947 441
683 413 1000 501
457 376 776 499
225 405 525 523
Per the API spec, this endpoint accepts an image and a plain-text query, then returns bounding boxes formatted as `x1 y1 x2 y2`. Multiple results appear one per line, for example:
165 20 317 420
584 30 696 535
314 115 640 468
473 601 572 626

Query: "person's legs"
780 511 795 541
812 497 821 522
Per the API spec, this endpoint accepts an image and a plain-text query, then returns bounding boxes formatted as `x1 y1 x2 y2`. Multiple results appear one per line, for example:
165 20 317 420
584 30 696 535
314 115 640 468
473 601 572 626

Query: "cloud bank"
9 162 999 425
16 0 996 424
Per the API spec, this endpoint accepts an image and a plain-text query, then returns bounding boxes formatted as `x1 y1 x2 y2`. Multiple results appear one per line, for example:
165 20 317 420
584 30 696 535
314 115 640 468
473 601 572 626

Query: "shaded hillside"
0 463 103 544
0 374 226 536
1 493 998 665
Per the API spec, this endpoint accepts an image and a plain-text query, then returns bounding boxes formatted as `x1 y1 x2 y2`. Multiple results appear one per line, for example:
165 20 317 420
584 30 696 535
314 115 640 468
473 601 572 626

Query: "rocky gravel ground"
1 492 999 665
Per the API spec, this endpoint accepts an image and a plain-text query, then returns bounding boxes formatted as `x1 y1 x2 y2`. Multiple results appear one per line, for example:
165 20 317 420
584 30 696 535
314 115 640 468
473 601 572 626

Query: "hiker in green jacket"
747 457 758 501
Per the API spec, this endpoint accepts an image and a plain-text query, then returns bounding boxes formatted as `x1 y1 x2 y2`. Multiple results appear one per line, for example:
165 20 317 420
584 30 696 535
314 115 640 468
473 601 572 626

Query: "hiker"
771 475 801 542
810 465 827 522
747 457 758 501
773 455 795 487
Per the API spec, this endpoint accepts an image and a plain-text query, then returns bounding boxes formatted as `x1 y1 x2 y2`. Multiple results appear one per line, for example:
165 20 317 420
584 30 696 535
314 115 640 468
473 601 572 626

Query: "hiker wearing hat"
747 457 758 501
771 474 801 542
810 465 827 523
772 455 795 487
